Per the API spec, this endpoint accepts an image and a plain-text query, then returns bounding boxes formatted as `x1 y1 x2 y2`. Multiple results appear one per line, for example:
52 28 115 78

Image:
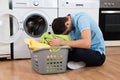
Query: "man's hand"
49 37 62 46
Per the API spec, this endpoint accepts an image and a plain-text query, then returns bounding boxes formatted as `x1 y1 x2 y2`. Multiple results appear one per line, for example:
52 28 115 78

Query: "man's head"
52 16 72 34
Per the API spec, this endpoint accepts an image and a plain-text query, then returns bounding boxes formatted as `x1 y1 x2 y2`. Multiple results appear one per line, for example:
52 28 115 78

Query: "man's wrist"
61 40 69 46
60 40 65 46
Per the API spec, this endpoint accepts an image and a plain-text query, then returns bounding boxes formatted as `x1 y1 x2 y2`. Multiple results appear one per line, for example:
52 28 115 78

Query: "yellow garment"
24 38 50 50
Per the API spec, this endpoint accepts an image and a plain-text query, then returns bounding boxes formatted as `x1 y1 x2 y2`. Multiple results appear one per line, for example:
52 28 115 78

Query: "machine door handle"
101 11 120 14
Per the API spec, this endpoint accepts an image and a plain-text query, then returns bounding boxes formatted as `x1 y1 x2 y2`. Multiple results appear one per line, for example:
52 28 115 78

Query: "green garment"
40 32 71 52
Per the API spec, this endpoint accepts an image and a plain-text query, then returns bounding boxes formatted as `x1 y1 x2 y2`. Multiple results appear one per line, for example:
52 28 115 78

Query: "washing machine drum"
24 14 47 37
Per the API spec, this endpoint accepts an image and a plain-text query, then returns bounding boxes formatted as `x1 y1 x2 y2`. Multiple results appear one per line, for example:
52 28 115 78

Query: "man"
49 12 106 69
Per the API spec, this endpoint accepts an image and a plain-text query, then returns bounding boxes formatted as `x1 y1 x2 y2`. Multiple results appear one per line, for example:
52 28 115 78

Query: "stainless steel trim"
101 11 120 13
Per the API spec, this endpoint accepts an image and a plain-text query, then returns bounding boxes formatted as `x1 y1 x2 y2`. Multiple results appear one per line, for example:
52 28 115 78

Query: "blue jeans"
68 48 106 67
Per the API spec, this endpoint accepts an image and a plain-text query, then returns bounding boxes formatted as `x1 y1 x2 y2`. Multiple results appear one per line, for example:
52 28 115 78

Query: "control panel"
59 0 99 9
100 0 120 8
12 0 57 8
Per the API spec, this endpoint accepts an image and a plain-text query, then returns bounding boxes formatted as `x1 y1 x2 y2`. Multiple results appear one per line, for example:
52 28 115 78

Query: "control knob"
33 0 39 6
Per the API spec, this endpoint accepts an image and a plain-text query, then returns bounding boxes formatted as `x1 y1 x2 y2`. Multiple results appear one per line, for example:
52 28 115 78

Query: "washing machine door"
23 13 48 38
0 10 22 43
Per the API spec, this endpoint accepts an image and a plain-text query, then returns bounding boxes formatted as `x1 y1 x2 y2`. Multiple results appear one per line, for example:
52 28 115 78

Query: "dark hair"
52 17 68 34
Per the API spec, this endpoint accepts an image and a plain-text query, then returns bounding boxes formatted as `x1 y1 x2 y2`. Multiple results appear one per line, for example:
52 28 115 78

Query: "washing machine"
0 0 11 59
0 0 58 59
58 0 100 25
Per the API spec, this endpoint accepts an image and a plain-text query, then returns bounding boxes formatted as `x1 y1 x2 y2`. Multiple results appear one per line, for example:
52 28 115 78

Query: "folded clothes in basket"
24 32 71 52
40 32 71 44
24 38 66 52
40 32 71 52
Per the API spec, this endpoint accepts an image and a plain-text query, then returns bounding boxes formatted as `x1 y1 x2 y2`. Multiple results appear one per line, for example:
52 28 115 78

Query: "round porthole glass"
24 14 48 38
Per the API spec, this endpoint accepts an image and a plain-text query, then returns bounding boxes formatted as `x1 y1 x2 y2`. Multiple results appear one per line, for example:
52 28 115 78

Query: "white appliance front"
0 0 14 59
0 13 10 55
11 0 57 59
0 10 24 59
12 9 57 59
58 0 100 25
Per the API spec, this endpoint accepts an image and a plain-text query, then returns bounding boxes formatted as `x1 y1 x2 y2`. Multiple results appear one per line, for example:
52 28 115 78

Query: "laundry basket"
30 46 70 74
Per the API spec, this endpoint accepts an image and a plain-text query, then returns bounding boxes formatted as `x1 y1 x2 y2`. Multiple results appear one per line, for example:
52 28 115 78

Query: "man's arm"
61 29 91 48
49 29 91 49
